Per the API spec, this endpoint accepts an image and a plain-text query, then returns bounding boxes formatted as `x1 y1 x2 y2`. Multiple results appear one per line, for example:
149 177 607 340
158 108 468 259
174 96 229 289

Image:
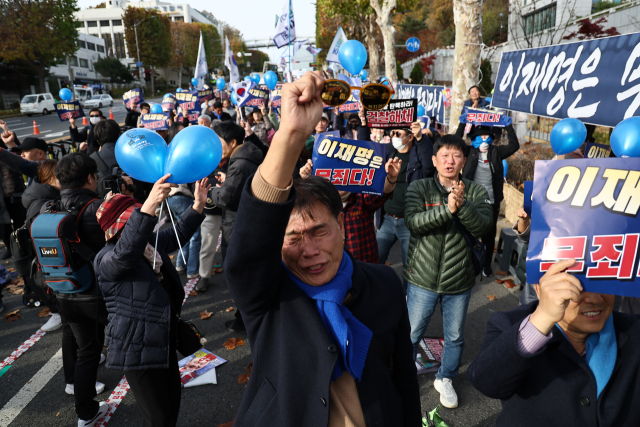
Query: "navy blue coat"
225 179 421 427
468 302 640 427
94 206 204 371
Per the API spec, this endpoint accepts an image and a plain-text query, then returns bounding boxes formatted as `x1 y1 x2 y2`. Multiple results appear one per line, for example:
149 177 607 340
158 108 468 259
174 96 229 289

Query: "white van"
20 93 56 116
74 86 98 107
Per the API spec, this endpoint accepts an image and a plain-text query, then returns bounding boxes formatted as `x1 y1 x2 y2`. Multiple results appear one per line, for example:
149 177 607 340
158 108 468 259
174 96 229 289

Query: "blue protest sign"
337 94 360 114
585 142 612 158
177 109 200 125
271 84 282 116
312 136 387 196
396 84 445 124
314 131 340 147
161 95 177 112
122 88 144 111
55 101 84 121
141 112 170 131
523 180 533 216
243 87 269 108
366 99 417 129
198 84 214 104
527 157 640 297
175 91 199 112
337 73 362 102
461 107 512 127
493 33 640 127
406 37 420 52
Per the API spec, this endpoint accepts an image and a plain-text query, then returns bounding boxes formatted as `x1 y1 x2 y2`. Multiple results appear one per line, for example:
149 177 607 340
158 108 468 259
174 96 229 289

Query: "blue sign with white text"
492 32 640 127
395 84 445 124
55 101 85 122
406 37 420 52
527 157 640 297
312 136 387 196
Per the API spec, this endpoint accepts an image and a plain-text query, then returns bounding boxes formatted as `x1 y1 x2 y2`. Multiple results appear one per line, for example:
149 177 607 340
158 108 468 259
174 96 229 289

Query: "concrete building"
49 32 108 87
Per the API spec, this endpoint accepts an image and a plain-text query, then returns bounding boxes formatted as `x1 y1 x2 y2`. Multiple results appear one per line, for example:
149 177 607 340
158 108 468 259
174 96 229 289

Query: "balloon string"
166 203 187 265
153 201 163 270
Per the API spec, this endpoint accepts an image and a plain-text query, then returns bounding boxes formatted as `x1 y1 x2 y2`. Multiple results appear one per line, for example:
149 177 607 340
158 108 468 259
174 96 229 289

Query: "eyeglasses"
390 131 407 137
89 115 101 118
321 79 395 111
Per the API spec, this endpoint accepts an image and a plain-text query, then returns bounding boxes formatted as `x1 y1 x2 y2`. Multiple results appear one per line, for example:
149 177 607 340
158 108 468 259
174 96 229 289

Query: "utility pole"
67 57 75 101
500 13 504 43
133 16 155 86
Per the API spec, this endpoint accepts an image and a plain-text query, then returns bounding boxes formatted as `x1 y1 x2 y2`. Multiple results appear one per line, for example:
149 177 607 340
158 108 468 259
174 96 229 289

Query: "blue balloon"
244 76 252 82
176 88 182 93
502 159 508 178
485 97 492 103
216 78 226 90
264 71 278 90
231 92 238 105
164 125 223 184
360 70 368 81
191 78 199 87
417 105 426 117
163 93 172 99
115 128 167 183
550 118 587 155
380 77 390 86
59 88 72 102
150 104 163 114
611 116 640 158
338 40 368 76
251 73 261 84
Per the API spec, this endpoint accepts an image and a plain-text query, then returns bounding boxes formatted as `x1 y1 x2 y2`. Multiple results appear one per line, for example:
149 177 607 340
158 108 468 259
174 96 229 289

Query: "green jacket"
403 175 493 294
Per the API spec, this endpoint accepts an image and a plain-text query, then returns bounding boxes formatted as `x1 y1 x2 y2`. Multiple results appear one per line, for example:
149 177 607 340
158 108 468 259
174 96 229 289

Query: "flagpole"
288 0 291 78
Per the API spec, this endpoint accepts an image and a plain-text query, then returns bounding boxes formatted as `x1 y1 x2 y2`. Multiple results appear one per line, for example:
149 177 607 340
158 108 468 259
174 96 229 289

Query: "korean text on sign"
366 99 417 129
55 101 85 121
527 157 640 297
123 88 144 110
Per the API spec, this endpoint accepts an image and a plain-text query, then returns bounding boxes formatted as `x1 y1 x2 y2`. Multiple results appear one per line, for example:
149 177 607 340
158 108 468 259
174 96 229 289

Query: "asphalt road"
0 235 521 427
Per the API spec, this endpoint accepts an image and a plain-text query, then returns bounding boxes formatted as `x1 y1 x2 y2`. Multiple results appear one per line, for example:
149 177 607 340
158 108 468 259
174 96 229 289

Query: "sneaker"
99 354 106 364
66 382 106 396
175 265 186 273
434 378 458 409
225 319 247 333
187 273 200 280
482 265 493 278
195 277 209 292
78 401 109 427
41 313 63 332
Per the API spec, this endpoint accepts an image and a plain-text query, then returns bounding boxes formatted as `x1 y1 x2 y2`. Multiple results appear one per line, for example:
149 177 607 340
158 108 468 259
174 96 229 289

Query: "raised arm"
496 124 520 159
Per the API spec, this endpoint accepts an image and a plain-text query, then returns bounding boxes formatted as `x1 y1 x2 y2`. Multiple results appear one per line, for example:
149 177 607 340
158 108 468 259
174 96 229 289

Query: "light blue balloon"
115 128 167 183
611 116 640 158
417 105 426 117
550 118 587 155
191 78 199 87
163 93 172 99
338 40 367 76
485 97 492 103
360 70 368 81
150 104 163 114
59 88 72 101
216 78 226 90
244 76 252 82
231 92 237 105
164 125 223 184
176 88 182 93
380 77 390 86
251 73 261 84
502 159 508 178
264 71 278 90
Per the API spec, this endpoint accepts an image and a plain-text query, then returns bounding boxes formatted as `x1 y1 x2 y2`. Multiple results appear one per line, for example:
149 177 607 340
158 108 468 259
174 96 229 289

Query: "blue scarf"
284 252 372 381
472 135 493 148
557 315 616 397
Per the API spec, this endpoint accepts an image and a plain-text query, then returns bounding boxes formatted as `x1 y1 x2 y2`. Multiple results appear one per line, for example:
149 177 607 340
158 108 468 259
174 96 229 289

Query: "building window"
174 16 184 21
97 45 105 53
102 34 113 56
170 6 175 11
177 5 182 9
78 40 86 49
87 42 96 51
87 21 97 27
100 20 110 27
112 19 122 26
523 2 557 35
69 56 79 66
79 58 89 68
113 33 126 59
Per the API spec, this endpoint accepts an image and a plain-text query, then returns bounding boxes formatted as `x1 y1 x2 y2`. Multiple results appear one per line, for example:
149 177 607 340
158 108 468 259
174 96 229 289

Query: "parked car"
83 94 114 109
20 93 56 116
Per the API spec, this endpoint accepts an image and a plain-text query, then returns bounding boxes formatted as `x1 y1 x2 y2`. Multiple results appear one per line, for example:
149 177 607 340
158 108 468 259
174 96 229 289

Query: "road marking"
5 126 34 131
0 329 47 369
0 348 62 427
45 132 65 138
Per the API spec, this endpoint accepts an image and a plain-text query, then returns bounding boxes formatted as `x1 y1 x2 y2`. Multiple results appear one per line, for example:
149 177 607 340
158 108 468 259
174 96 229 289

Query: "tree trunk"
449 0 484 129
151 67 155 96
178 65 183 89
365 14 380 82
370 0 398 82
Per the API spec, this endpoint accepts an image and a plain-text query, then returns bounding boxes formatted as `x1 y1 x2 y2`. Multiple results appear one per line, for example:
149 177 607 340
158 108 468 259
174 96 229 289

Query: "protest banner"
337 94 360 113
527 157 640 297
523 180 533 216
366 99 417 128
198 84 213 104
161 96 177 112
175 91 199 111
122 88 144 110
312 136 387 196
243 87 269 108
492 33 640 127
418 116 431 133
177 109 200 125
585 142 612 158
141 112 170 130
395 84 446 124
461 107 511 127
54 101 84 121
271 84 282 115
314 130 340 147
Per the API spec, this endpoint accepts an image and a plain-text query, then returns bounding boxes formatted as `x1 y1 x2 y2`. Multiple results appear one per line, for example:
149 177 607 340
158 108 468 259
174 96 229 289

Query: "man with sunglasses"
69 108 104 155
376 123 435 293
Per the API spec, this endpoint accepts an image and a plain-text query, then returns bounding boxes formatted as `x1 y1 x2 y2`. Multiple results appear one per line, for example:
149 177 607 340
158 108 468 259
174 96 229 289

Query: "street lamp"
500 13 504 43
133 15 156 85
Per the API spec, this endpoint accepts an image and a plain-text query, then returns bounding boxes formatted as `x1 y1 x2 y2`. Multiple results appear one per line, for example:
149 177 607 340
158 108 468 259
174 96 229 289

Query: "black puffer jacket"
59 188 104 258
22 179 59 225
94 207 204 370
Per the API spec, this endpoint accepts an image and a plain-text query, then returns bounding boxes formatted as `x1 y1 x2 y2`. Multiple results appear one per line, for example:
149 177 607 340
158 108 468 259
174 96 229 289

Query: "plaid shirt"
343 192 392 264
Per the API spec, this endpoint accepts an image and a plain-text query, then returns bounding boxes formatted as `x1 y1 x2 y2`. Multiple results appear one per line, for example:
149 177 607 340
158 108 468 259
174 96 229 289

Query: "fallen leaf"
7 267 15 272
38 307 51 318
223 337 245 350
218 420 234 427
56 412 60 417
238 362 253 384
5 285 24 295
189 290 198 296
225 307 234 312
495 271 507 276
4 309 20 322
495 279 505 284
10 277 24 287
503 279 517 289
200 310 213 320
169 255 174 259
214 267 223 274
486 295 496 301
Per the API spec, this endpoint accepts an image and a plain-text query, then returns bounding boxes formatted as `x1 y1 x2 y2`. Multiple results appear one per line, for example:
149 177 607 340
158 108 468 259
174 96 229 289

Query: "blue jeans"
167 195 201 276
407 284 473 380
376 214 411 293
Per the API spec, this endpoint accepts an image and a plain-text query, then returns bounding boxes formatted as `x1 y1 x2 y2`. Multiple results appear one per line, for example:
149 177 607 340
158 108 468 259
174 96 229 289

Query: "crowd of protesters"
0 70 637 427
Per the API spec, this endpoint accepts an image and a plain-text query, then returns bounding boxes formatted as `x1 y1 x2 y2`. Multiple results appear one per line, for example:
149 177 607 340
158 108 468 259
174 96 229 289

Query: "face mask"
392 137 407 150
89 117 100 125
348 122 358 130
472 135 493 148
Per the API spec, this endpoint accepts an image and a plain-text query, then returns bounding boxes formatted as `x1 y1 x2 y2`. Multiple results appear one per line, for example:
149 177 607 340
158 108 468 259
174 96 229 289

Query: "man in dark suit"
468 258 640 426
225 72 421 426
